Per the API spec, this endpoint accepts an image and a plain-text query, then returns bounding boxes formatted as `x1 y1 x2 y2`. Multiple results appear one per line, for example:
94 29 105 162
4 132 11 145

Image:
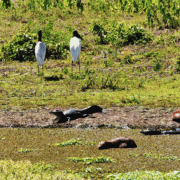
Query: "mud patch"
0 106 179 129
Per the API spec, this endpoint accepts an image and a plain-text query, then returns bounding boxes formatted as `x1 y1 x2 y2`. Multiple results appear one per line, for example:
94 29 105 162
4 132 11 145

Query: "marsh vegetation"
1 0 180 179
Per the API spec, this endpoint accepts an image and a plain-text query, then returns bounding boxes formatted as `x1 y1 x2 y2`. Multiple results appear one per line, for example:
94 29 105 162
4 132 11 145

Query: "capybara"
98 137 137 150
50 105 104 123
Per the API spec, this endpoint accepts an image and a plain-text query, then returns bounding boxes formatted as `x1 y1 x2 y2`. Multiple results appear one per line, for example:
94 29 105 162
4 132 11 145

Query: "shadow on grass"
44 75 64 81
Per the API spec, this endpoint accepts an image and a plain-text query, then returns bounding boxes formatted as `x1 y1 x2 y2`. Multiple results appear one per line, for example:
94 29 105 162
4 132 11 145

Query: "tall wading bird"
70 30 83 73
35 30 46 76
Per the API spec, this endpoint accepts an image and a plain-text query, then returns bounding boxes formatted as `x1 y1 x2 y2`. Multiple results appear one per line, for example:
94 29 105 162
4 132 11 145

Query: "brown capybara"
172 108 180 123
98 137 137 150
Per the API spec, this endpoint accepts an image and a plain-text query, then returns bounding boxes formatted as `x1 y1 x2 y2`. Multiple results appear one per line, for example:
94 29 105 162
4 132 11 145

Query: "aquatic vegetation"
68 156 115 165
106 171 180 180
52 138 83 146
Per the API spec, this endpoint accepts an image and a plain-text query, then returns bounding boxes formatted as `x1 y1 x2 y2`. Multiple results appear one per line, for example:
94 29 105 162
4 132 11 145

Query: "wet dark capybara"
98 137 137 150
50 105 105 123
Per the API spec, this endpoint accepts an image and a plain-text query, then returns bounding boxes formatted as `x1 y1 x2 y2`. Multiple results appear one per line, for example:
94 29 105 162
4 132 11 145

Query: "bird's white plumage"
35 42 46 66
70 37 81 62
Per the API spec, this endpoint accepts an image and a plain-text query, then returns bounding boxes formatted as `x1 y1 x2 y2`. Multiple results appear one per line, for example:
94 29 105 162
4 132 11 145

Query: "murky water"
0 128 180 173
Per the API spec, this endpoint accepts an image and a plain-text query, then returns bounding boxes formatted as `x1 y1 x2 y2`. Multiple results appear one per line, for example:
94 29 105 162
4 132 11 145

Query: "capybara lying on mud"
98 137 137 150
172 108 180 123
50 105 104 123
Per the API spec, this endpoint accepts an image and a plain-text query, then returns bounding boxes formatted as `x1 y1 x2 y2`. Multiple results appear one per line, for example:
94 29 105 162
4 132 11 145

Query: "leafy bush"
1 33 36 62
92 22 152 46
92 23 107 44
2 0 11 9
116 24 153 45
1 31 69 62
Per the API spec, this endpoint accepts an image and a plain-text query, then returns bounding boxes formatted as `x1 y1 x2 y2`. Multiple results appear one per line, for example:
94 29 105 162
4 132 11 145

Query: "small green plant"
43 0 52 10
122 55 133 64
27 0 36 10
62 67 69 74
69 156 115 165
143 152 180 161
100 73 119 90
145 51 158 58
52 139 83 146
18 148 34 153
103 59 113 68
76 0 84 13
153 59 162 71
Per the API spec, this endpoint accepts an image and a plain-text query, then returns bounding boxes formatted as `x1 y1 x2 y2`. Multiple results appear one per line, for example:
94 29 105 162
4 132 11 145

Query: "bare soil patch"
0 106 179 129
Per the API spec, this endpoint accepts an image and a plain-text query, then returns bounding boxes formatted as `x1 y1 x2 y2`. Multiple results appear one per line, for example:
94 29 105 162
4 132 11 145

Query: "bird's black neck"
38 31 42 42
38 35 42 42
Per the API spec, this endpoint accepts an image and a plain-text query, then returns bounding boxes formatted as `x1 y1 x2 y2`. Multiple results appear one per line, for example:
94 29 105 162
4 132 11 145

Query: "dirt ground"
0 106 179 129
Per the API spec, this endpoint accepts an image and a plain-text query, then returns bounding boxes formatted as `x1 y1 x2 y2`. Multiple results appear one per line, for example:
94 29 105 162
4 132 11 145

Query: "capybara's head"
49 110 64 116
128 139 137 148
98 141 112 150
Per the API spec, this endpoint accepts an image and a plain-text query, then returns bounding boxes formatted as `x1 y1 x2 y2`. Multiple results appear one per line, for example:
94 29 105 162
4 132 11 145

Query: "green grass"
0 1 180 109
0 160 85 179
106 171 180 180
1 160 180 179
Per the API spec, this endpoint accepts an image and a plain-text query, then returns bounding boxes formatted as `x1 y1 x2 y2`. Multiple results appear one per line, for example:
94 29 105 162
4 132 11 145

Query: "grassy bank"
0 0 180 109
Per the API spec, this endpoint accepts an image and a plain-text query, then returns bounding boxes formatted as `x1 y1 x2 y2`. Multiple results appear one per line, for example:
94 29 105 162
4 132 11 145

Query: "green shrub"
92 23 107 44
121 24 152 45
1 31 69 62
1 33 37 62
2 0 11 9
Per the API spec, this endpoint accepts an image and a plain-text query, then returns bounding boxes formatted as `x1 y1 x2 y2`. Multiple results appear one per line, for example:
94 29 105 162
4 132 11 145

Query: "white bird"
70 30 82 73
35 30 46 76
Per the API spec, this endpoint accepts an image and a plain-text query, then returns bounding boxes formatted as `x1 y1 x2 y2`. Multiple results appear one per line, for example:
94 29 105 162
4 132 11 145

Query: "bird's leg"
72 61 73 74
42 65 44 76
78 60 80 73
38 65 39 76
